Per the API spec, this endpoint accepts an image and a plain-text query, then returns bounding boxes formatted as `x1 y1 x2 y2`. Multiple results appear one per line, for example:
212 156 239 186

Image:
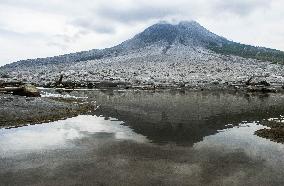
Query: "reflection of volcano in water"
94 91 284 146
97 107 218 146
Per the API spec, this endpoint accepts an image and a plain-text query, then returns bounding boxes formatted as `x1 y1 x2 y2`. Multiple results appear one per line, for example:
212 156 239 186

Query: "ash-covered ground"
2 46 284 88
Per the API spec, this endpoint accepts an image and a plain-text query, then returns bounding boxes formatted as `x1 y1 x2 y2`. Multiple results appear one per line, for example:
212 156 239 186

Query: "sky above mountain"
0 0 284 66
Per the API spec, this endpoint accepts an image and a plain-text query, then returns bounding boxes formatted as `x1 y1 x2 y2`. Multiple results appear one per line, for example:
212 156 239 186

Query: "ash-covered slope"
118 21 227 50
3 21 284 69
3 21 225 68
1 21 284 87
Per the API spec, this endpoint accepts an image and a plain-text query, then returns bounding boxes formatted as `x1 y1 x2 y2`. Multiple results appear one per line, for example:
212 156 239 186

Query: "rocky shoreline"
255 117 284 143
0 94 96 129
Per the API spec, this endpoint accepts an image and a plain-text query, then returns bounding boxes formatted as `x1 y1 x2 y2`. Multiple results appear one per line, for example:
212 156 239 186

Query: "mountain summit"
125 21 226 48
3 21 284 69
1 21 284 88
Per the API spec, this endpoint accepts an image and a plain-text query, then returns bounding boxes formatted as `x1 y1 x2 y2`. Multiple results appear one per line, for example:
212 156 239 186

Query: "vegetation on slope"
208 42 284 64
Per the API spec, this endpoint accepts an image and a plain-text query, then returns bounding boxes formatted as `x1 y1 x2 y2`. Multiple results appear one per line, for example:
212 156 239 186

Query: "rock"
94 81 131 88
257 80 270 87
94 81 119 88
87 82 93 89
61 81 75 89
179 83 186 88
255 128 284 143
245 76 270 87
0 80 3 88
245 77 254 86
261 87 276 93
211 81 219 85
247 86 276 93
2 80 23 87
13 84 41 97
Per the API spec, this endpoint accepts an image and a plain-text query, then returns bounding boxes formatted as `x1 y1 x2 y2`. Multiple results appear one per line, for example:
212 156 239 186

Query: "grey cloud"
68 3 179 34
71 19 116 34
92 0 271 24
47 31 86 50
212 0 271 16
0 27 47 39
95 4 178 23
46 42 68 50
0 0 96 16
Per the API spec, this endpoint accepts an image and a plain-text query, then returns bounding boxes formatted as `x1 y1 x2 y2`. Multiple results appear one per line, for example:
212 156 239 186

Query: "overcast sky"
0 0 284 66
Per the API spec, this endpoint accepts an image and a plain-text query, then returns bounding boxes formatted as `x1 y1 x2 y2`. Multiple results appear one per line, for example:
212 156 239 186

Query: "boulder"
0 80 3 88
179 83 186 88
245 76 270 87
2 80 23 87
257 80 270 87
247 86 276 93
211 81 219 85
13 84 41 97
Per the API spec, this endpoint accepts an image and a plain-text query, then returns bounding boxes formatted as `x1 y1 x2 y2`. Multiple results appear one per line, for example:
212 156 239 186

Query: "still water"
1 90 284 185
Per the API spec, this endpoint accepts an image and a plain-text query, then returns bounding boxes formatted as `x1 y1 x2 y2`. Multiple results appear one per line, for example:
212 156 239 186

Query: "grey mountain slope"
3 20 284 70
117 21 227 50
1 21 284 87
